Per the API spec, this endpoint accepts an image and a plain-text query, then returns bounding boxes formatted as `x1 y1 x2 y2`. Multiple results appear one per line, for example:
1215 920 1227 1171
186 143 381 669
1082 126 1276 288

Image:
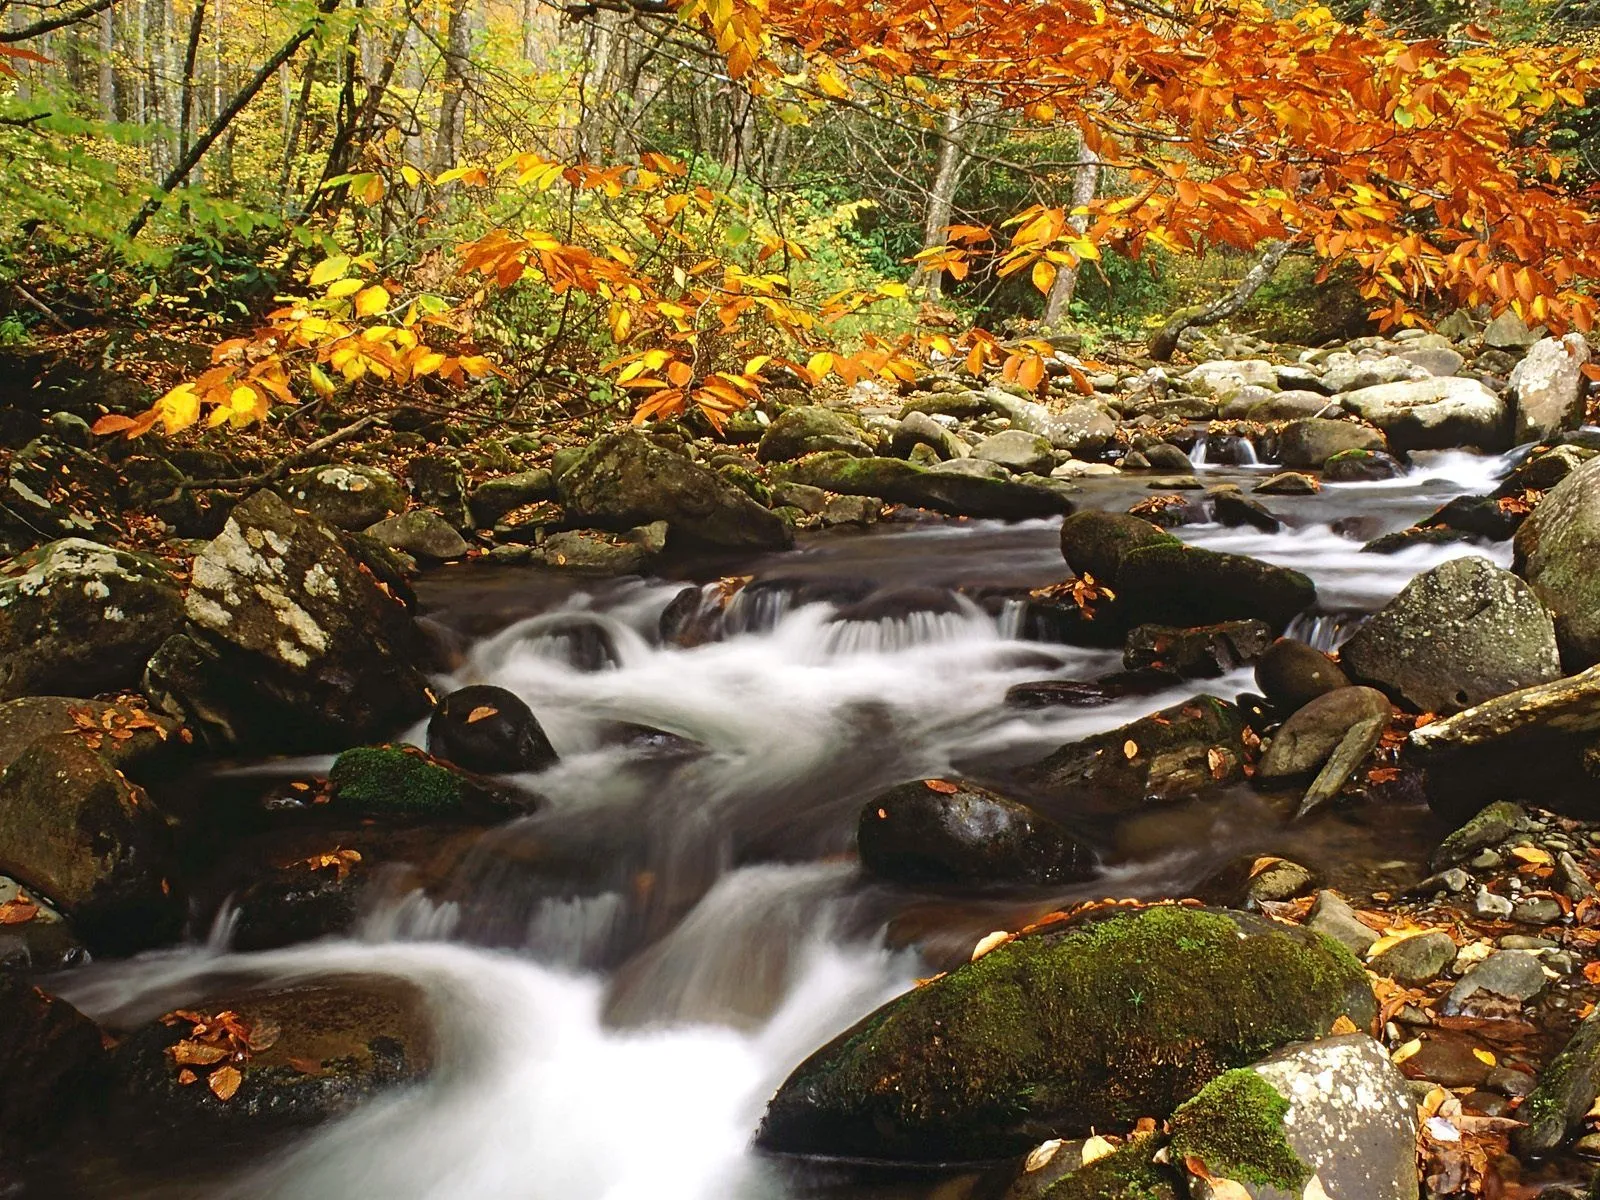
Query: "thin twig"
161 415 379 501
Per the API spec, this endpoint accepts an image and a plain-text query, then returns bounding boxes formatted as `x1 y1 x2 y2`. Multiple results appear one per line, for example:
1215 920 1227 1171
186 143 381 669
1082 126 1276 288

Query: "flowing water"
31 445 1542 1199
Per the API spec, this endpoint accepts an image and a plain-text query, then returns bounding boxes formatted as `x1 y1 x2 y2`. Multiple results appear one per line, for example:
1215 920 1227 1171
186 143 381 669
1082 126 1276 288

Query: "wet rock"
1008 1135 1180 1200
466 469 554 528
1339 376 1509 453
1514 1008 1600 1154
1004 672 1177 709
1421 494 1523 542
362 510 471 562
1255 639 1351 713
1296 713 1389 819
1115 543 1316 632
1495 445 1595 499
0 874 88 972
0 974 106 1165
1142 442 1194 472
0 695 181 778
1323 448 1407 482
0 735 177 952
780 452 1071 521
1361 525 1477 555
1445 949 1547 1013
107 977 434 1151
426 684 556 774
857 778 1096 888
1514 455 1600 668
1123 620 1272 678
1010 695 1247 820
1370 930 1457 984
1340 556 1561 713
0 539 184 700
1276 418 1387 469
757 406 873 463
146 490 432 753
755 905 1375 1162
327 744 518 819
1213 489 1282 532
1431 802 1530 870
1308 890 1378 956
281 465 405 530
533 524 664 572
1253 472 1319 496
1257 686 1392 782
1173 1036 1417 1200
974 429 1054 474
561 431 791 551
1474 886 1515 918
1511 334 1591 444
1198 856 1317 909
1398 1032 1493 1088
890 411 966 461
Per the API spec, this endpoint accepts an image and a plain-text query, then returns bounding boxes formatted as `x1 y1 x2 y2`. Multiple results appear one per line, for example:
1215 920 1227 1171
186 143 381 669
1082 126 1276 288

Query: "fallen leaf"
923 779 960 794
208 1064 242 1101
1472 1048 1497 1067
971 930 1010 960
0 896 38 924
1207 747 1228 780
1024 1139 1063 1172
247 1019 281 1053
465 706 499 724
176 1068 198 1085
1081 1135 1116 1164
1393 1038 1422 1064
287 1056 323 1075
171 1039 228 1066
1123 739 1139 759
1331 1014 1360 1035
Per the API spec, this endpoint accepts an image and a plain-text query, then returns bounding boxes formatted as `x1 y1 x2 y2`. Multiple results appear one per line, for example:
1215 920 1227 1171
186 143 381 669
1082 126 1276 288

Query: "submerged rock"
560 430 791 550
1514 455 1600 668
145 489 432 753
107 977 434 1150
426 684 556 774
755 904 1374 1162
1515 1007 1600 1155
1340 556 1562 713
0 539 184 700
780 452 1072 520
1010 695 1247 820
857 778 1095 888
327 744 518 819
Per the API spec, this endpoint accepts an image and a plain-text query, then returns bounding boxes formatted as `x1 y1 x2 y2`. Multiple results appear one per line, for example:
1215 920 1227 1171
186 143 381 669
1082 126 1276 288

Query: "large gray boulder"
281 465 405 530
986 390 1116 452
1183 360 1278 400
1339 376 1509 452
1116 543 1316 632
1510 334 1590 444
1275 418 1386 469
755 905 1375 1163
560 430 791 550
0 539 183 700
146 490 432 752
1514 455 1600 667
756 406 872 463
973 430 1054 474
1341 556 1562 713
1319 352 1430 394
1174 1036 1417 1200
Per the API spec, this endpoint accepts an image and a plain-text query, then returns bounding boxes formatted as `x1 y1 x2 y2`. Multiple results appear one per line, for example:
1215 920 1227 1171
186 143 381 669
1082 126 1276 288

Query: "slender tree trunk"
913 105 988 302
97 4 115 116
1149 239 1290 361
125 0 341 238
428 0 470 174
1043 154 1101 324
177 0 205 158
277 49 317 209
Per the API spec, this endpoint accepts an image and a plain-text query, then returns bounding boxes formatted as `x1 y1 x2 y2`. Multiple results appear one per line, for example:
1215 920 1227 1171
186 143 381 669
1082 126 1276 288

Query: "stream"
36 445 1531 1199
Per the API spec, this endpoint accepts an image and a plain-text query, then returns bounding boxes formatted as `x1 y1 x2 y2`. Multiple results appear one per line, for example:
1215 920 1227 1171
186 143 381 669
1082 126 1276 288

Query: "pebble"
1469 850 1502 869
1512 897 1563 925
1307 890 1378 955
1500 935 1558 950
1487 1066 1537 1097
1474 888 1515 918
1445 950 1548 1013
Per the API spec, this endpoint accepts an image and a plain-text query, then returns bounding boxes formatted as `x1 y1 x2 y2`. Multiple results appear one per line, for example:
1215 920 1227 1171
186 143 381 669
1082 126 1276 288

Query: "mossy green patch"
1169 1068 1309 1191
1041 1136 1179 1200
328 745 471 816
757 904 1375 1162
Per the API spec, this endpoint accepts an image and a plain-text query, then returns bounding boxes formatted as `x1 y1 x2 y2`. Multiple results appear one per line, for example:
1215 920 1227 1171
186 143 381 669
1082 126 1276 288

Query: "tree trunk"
1148 239 1290 361
1043 154 1100 325
97 3 115 117
913 106 986 302
428 0 470 174
177 0 206 158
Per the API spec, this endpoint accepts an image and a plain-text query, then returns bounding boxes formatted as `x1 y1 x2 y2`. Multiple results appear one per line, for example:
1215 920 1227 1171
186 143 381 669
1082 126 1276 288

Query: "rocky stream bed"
2 312 1600 1198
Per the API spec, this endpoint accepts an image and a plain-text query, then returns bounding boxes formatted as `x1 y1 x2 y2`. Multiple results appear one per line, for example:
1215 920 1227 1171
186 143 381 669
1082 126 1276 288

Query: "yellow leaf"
326 277 365 300
308 364 336 399
1023 1140 1063 1172
1473 1048 1497 1066
1330 1014 1360 1035
970 930 1010 960
1392 1038 1421 1064
155 383 201 434
815 67 851 99
807 351 835 380
458 355 496 377
1123 739 1139 759
1080 1135 1116 1165
354 286 390 318
399 165 423 188
466 706 499 724
310 255 351 287
1031 259 1058 294
208 1064 242 1102
1510 845 1552 865
411 351 446 377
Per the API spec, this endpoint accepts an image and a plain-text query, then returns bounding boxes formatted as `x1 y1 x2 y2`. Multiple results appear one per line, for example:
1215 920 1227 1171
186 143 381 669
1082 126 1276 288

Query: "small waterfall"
1188 437 1209 466
1284 611 1366 651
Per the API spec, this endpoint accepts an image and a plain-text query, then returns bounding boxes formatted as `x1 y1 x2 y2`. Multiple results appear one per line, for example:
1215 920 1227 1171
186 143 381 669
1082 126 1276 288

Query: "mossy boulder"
327 744 517 819
1010 695 1247 820
757 406 873 463
467 469 554 528
0 539 184 701
1276 419 1386 470
1058 510 1178 585
755 905 1375 1162
281 465 405 530
1116 544 1316 632
1169 1069 1308 1193
1515 1008 1600 1155
559 430 791 551
857 779 1096 889
1034 1136 1181 1200
779 452 1072 520
1323 448 1406 482
1514 455 1600 668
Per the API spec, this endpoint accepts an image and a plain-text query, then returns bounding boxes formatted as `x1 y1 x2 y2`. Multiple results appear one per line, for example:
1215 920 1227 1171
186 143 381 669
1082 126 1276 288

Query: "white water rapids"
39 446 1536 1199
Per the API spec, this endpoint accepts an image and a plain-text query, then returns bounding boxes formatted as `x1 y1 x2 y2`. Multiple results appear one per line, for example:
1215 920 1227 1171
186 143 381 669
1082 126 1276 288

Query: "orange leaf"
208 1065 243 1101
466 706 499 724
923 779 960 794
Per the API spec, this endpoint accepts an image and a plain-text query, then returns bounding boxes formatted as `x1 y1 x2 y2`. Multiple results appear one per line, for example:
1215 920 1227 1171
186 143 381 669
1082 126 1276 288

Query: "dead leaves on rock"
162 1007 279 1103
465 706 499 724
291 846 363 882
63 699 178 751
1029 573 1115 619
0 892 38 924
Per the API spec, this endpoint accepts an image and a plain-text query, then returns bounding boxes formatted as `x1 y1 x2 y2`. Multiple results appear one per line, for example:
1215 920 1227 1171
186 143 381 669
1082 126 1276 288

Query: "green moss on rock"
1041 1136 1179 1200
1169 1068 1309 1191
328 745 476 816
757 904 1376 1162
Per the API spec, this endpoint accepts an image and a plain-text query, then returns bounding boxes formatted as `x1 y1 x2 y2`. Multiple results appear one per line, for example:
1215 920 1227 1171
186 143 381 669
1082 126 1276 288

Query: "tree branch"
0 0 121 41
